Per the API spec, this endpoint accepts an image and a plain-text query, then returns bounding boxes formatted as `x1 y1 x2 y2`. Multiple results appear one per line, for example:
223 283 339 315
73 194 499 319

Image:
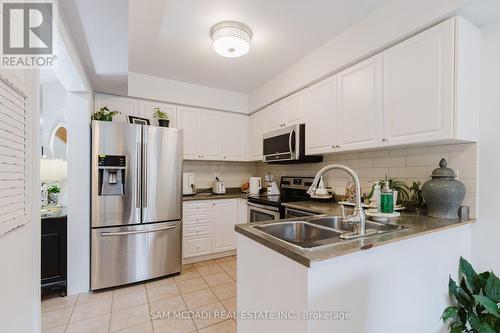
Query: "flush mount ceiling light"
210 21 252 58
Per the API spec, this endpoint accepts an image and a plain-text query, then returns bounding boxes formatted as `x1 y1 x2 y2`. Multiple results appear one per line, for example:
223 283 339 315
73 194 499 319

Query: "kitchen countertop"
183 187 248 201
235 202 474 267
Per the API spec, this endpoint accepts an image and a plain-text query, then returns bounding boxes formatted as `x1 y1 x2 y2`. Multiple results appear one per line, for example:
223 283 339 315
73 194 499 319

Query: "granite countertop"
183 187 248 201
235 202 474 267
41 206 67 219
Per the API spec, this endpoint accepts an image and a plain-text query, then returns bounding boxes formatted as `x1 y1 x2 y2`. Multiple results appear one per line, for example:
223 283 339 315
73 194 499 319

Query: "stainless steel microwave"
262 124 323 164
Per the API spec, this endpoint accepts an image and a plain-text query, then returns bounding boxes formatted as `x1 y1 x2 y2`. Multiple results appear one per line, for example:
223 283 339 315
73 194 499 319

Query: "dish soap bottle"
380 181 394 213
371 183 381 212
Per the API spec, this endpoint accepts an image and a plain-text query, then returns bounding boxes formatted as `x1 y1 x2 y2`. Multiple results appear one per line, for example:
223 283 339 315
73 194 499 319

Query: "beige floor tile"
214 256 235 264
176 277 209 294
145 276 176 289
149 295 187 313
70 297 112 323
115 320 153 333
112 289 148 312
221 297 236 314
196 264 224 277
76 290 113 305
110 303 150 332
113 283 145 296
152 317 197 333
42 295 78 313
191 301 228 329
182 264 194 270
226 269 237 280
174 268 201 282
218 261 236 272
198 319 236 333
193 260 216 268
65 314 110 333
41 307 73 330
42 324 66 333
211 282 236 301
202 272 232 287
182 288 218 309
146 283 180 302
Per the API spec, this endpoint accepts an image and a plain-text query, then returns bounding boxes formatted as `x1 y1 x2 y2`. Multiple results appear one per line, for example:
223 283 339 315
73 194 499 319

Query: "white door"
178 106 201 159
95 94 138 123
212 199 237 252
337 54 383 151
224 113 247 161
267 102 284 131
282 92 303 126
304 76 338 155
248 110 267 161
383 19 454 146
200 110 224 160
140 101 177 127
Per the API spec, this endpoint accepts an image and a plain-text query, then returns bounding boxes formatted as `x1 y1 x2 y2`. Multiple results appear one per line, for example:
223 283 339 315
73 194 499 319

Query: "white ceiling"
129 0 391 93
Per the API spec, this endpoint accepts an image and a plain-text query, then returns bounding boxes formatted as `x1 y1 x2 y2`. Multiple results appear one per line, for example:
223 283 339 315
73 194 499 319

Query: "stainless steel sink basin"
308 216 407 234
254 221 343 248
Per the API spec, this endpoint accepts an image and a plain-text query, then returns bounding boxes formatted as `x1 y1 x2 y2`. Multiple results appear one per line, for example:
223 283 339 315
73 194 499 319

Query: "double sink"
254 216 407 249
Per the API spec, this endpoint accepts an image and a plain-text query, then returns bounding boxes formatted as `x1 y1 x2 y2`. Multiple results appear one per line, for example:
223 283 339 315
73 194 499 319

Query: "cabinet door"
95 94 138 123
267 102 284 131
224 113 247 161
183 236 212 258
248 110 267 161
211 199 237 252
200 111 225 160
178 106 201 159
383 19 454 146
140 101 177 127
237 198 248 224
304 76 337 155
283 92 303 126
337 55 383 150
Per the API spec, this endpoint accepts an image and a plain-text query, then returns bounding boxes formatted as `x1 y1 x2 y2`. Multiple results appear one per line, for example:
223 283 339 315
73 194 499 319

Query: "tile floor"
41 256 237 333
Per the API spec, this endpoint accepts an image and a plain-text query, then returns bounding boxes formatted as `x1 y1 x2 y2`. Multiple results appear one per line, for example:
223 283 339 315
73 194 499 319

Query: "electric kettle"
249 177 262 195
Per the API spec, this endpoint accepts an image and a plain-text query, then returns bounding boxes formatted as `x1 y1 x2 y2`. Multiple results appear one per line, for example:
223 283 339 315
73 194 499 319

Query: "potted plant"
153 107 169 127
91 106 120 121
404 181 427 215
441 257 500 332
368 176 410 205
47 184 61 205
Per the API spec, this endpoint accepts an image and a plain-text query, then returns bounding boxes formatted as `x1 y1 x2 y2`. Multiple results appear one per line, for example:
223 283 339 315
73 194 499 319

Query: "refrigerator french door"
91 121 183 290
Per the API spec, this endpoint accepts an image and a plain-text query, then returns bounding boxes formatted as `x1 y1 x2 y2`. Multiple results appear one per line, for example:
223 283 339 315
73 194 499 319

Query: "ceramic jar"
422 158 465 219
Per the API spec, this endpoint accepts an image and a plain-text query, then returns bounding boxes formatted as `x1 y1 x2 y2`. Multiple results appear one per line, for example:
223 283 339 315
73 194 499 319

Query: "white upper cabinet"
337 54 383 150
304 76 338 155
178 106 202 159
248 110 268 161
383 18 455 146
95 94 138 123
224 113 248 161
267 102 284 131
266 91 304 132
140 101 177 127
200 111 225 160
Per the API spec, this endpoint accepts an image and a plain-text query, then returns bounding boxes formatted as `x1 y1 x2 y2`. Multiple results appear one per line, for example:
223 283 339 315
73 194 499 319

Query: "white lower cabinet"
182 199 238 260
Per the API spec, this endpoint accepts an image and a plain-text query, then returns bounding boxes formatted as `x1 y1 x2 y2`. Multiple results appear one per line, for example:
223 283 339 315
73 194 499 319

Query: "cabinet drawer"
183 224 211 237
183 213 211 225
183 201 211 213
183 236 211 258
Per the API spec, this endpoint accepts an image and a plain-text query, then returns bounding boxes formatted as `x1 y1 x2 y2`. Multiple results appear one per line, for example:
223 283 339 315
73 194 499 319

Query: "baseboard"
183 249 237 265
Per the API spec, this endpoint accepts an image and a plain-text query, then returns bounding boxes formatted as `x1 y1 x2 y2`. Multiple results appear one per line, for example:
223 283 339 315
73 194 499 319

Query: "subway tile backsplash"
183 143 477 218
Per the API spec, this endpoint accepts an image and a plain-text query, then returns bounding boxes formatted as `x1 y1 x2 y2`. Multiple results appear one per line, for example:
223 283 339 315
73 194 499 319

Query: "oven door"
285 207 316 219
247 202 281 222
262 125 298 162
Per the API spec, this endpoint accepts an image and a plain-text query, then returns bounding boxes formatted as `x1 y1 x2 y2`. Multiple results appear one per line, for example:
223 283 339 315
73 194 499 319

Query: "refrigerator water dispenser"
97 155 126 196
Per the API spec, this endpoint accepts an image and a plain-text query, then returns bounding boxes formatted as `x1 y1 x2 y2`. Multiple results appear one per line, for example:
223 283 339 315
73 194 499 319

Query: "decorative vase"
421 158 465 219
48 192 59 205
158 119 170 127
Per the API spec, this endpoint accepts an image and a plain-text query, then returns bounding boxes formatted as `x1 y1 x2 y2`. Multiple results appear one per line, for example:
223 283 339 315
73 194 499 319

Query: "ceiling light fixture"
210 21 252 58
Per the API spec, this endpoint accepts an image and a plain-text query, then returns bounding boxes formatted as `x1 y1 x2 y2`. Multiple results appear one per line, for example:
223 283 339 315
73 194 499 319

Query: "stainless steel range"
247 176 333 222
90 121 183 290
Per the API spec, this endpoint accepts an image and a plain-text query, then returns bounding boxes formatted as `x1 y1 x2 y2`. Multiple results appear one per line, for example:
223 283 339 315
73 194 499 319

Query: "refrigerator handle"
136 142 141 208
143 142 148 207
100 223 177 237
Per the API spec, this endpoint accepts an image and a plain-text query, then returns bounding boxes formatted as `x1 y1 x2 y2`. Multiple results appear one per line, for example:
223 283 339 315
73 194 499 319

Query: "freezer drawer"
91 221 181 290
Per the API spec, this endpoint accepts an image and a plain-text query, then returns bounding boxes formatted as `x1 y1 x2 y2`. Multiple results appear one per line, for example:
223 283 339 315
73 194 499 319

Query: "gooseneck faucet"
307 164 368 237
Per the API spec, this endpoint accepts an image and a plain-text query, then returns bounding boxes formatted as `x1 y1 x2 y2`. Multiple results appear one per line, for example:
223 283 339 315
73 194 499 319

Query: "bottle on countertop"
380 181 394 214
371 183 381 212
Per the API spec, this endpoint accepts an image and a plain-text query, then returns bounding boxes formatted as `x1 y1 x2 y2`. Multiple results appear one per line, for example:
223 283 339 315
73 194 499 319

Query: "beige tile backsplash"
183 143 477 217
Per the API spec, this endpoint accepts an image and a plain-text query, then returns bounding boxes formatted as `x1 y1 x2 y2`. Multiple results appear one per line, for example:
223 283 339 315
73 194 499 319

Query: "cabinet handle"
382 138 388 142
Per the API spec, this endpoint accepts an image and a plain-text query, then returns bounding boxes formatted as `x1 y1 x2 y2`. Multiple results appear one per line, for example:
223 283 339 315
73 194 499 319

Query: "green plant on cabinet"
91 106 120 121
153 107 169 120
47 184 61 194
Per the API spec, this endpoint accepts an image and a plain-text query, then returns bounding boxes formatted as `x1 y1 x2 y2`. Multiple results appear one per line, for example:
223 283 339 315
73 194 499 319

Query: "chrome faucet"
308 164 373 238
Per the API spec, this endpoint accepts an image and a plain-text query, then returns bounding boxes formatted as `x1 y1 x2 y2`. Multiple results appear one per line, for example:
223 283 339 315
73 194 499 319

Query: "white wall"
249 0 470 111
41 81 68 153
472 20 500 273
128 72 249 114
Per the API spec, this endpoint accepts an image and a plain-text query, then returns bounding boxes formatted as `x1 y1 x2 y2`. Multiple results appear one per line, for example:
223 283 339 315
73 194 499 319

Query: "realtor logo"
0 0 56 67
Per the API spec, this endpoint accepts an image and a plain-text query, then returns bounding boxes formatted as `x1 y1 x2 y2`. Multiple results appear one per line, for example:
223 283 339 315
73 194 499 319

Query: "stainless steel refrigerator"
90 121 182 290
